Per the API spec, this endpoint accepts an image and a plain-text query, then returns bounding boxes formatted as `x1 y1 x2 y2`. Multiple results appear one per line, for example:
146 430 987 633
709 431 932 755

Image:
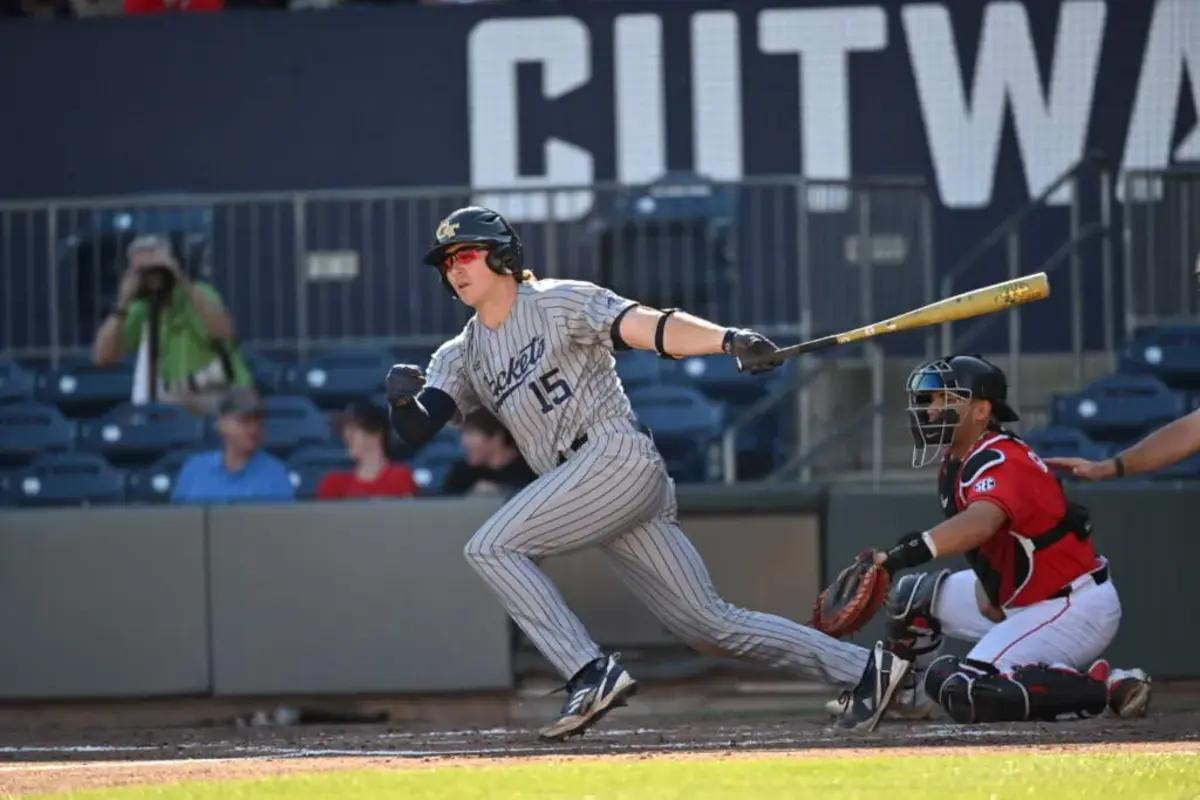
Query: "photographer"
91 233 251 416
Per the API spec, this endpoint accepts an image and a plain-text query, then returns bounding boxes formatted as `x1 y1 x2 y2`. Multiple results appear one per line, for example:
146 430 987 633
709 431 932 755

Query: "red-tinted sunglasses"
441 246 487 269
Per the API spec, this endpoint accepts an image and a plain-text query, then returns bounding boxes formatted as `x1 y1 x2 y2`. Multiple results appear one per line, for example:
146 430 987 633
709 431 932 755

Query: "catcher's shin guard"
883 569 949 670
925 656 1107 723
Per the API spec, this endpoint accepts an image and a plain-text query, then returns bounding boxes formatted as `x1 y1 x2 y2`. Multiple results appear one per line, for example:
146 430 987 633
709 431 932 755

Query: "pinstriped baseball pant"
463 421 869 684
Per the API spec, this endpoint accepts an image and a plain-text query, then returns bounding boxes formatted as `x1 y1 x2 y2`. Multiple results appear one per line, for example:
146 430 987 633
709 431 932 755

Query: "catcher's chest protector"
937 456 961 519
938 433 1100 608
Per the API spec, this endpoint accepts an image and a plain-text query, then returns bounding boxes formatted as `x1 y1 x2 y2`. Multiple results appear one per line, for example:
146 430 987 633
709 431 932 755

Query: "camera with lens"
135 263 177 299
125 233 183 300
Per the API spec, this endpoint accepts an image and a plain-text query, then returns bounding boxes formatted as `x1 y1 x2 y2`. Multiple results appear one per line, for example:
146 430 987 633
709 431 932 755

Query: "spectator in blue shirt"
172 388 295 504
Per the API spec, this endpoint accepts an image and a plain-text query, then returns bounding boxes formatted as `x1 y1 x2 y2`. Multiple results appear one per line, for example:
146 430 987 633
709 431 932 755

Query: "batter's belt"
556 418 654 465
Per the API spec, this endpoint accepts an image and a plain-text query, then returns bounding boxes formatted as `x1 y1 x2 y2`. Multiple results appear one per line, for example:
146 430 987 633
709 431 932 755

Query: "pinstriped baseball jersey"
425 279 637 475
432 275 871 691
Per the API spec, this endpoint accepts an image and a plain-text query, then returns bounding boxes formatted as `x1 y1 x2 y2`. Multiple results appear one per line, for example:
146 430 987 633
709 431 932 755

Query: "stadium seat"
614 350 664 391
1051 375 1187 442
673 355 778 406
258 395 333 456
77 402 207 468
0 469 14 506
1118 325 1200 389
239 346 285 394
286 445 353 499
280 347 392 410
2 452 125 507
392 344 434 368
35 359 133 418
672 356 791 479
411 438 464 494
0 359 35 405
628 384 724 482
0 402 76 467
597 172 738 313
722 411 787 481
125 448 201 504
1021 426 1113 463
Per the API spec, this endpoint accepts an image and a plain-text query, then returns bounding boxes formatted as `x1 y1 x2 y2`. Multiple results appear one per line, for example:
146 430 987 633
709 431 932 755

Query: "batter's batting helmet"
906 354 1019 467
423 206 524 286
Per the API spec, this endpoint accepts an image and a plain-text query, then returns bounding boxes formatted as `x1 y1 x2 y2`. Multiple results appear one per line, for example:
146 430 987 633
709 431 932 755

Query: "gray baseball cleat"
825 672 935 721
538 654 638 741
837 641 912 732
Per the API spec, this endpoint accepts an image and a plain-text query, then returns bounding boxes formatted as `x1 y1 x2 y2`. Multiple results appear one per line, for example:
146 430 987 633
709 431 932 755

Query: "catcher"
817 354 1151 726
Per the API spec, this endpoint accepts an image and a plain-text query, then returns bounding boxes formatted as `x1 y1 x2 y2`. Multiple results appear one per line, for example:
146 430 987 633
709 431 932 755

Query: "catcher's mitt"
811 549 891 638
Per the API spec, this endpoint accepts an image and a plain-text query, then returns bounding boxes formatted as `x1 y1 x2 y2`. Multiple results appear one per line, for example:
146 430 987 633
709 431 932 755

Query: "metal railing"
0 175 933 481
714 178 935 484
717 354 884 484
939 153 1116 400
0 176 933 364
1123 168 1200 335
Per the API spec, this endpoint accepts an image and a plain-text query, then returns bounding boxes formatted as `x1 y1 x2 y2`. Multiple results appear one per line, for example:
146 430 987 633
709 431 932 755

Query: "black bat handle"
775 334 841 360
735 333 839 373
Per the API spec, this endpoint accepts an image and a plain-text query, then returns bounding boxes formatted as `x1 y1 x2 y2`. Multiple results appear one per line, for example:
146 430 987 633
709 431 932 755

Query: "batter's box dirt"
0 708 1197 765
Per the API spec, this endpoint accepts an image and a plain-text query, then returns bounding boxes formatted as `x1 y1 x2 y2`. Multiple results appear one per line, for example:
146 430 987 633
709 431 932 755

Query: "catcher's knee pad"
884 569 949 670
927 657 1028 723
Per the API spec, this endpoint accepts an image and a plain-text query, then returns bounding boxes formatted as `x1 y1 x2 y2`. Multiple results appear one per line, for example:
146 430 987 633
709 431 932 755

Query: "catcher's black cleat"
838 641 911 732
538 654 638 742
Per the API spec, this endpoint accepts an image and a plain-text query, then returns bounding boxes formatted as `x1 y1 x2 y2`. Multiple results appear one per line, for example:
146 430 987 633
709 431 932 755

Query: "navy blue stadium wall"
0 1 1193 353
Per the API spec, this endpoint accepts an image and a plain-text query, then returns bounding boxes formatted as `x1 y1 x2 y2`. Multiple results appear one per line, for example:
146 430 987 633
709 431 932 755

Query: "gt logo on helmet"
435 220 460 242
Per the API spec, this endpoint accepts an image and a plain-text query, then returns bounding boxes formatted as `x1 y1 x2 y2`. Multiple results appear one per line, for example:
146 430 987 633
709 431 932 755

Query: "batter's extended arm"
616 306 726 355
615 306 783 374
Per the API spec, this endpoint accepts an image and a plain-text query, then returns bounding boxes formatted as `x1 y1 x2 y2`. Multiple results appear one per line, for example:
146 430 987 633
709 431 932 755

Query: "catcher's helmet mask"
424 206 524 296
906 354 1019 468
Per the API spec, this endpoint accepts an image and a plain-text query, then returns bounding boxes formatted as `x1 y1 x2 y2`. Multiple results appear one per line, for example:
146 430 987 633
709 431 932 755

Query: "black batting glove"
385 364 426 407
723 328 782 374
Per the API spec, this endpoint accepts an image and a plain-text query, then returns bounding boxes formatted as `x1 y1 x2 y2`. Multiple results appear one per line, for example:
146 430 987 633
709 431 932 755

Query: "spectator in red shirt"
316 400 418 500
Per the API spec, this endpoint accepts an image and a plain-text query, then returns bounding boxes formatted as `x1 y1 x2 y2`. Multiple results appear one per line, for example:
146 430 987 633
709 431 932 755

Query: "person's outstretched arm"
1046 408 1200 480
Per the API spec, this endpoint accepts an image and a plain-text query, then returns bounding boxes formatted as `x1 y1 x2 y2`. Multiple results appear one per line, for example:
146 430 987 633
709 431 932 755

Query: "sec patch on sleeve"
973 477 996 493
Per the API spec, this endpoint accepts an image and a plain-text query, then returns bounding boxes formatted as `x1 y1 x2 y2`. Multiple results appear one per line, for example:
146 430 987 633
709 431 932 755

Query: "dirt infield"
2 708 1199 796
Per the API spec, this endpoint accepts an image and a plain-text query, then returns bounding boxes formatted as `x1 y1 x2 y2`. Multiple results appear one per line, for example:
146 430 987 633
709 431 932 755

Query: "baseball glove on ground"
810 549 891 638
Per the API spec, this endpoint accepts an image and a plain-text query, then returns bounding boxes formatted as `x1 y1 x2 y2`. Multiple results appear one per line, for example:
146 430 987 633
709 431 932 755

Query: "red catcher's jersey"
937 431 1102 608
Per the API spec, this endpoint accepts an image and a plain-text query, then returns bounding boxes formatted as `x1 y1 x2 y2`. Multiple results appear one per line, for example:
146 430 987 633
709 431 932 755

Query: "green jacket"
120 281 251 387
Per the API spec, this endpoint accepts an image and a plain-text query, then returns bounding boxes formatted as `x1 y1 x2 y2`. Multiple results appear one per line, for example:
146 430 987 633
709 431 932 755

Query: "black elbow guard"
654 308 681 360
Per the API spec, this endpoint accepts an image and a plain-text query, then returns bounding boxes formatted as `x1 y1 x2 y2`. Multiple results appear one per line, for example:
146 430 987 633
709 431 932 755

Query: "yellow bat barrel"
836 272 1050 344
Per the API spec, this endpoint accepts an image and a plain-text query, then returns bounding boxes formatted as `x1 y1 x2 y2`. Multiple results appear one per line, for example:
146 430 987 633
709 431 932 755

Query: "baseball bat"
742 272 1050 369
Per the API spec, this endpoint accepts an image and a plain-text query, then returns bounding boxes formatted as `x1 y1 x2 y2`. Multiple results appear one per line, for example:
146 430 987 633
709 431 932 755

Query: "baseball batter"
385 207 902 740
861 355 1152 723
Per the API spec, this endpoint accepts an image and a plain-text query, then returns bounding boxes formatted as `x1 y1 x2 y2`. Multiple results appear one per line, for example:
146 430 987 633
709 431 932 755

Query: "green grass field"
27 751 1200 799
